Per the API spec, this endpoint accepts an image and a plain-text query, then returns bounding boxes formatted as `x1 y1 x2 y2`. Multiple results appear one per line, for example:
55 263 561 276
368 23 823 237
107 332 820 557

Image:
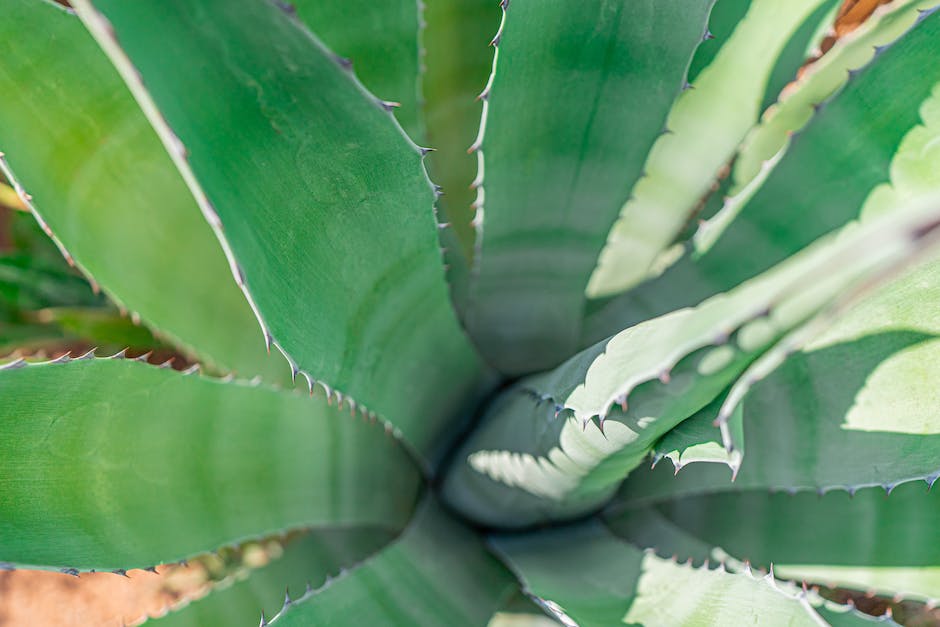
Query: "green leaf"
652 396 743 473
696 0 940 253
587 0 833 298
464 0 715 374
0 256 102 313
28 307 164 352
491 521 881 627
584 6 940 345
289 0 423 141
422 0 503 296
269 499 517 626
0 0 287 382
443 194 940 527
152 529 393 627
73 0 485 461
630 239 940 499
0 357 420 571
607 482 940 604
647 51 940 472
757 0 841 113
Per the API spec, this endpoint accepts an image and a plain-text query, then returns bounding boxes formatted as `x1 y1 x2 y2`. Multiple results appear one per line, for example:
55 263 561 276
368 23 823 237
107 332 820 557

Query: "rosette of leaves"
3 0 940 625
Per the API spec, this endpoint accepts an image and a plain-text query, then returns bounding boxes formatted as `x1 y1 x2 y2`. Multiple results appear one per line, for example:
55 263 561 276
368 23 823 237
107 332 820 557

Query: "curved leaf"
607 483 940 604
0 357 420 571
464 0 714 374
0 0 287 382
443 195 940 527
290 0 423 141
72 0 484 461
696 0 940 252
587 0 832 297
269 499 517 626
422 0 503 300
492 522 883 627
632 234 940 498
152 529 393 626
584 6 940 345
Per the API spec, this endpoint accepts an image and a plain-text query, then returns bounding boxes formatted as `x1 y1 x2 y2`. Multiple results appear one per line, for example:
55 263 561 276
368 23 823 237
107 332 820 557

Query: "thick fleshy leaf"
0 357 420 571
269 499 517 626
587 0 833 298
757 0 841 113
696 0 940 252
464 0 714 374
152 529 393 626
442 195 940 527
289 0 423 141
618 274 940 497
492 522 881 627
583 6 940 345
0 0 287 382
73 0 484 461
656 53 940 469
608 483 940 604
644 197 940 488
422 0 503 302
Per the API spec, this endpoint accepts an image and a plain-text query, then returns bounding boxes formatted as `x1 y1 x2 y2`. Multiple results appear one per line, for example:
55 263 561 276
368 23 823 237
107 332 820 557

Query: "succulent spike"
272 0 296 17
0 358 26 370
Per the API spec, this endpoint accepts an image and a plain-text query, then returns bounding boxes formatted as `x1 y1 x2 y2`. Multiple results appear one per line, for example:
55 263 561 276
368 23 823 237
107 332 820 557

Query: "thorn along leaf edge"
70 0 447 461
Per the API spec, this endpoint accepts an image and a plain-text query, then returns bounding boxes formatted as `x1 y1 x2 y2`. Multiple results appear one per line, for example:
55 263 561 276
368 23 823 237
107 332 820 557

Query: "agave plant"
4 0 940 624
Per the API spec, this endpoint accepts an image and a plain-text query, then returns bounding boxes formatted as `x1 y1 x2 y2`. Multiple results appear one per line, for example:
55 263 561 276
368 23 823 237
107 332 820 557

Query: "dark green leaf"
153 529 393 627
290 0 423 141
464 0 714 374
269 499 517 626
607 483 940 603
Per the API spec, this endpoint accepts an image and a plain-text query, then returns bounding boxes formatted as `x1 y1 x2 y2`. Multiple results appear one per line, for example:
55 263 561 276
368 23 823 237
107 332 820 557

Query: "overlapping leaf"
588 0 836 297
584 5 940 344
72 0 485 461
443 193 940 527
0 0 288 382
464 0 714 374
0 357 420 572
152 529 393 626
492 521 885 627
268 499 517 626
608 482 940 606
289 0 423 141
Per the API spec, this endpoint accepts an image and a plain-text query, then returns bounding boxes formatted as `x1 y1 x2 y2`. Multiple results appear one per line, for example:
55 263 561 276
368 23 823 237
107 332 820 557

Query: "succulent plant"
3 0 940 624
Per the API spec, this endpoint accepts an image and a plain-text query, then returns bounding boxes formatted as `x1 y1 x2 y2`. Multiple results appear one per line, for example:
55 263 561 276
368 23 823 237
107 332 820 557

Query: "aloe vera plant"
4 0 940 624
